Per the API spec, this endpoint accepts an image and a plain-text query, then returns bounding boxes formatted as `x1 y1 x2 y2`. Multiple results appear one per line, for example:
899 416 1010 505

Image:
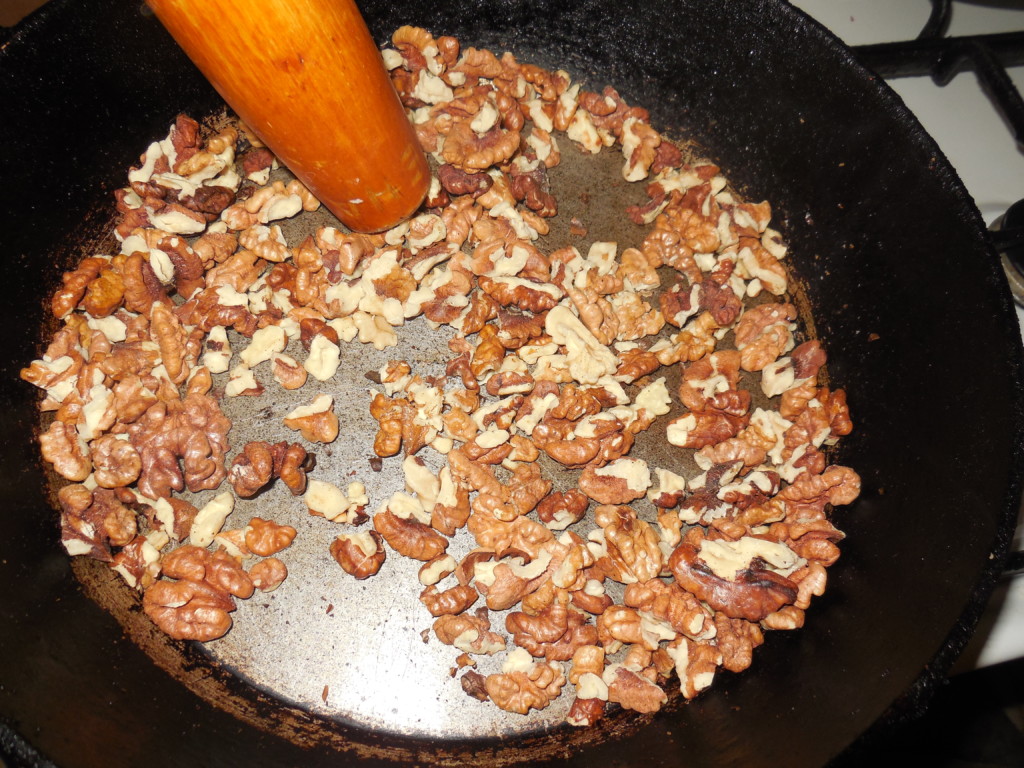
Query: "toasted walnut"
110 534 162 590
434 611 506 655
590 505 663 585
244 517 297 557
624 579 715 641
713 614 764 673
506 601 599 661
40 420 91 482
467 509 553 561
431 467 472 536
162 545 254 599
668 531 800 622
485 649 566 714
374 508 448 561
368 392 429 457
58 485 135 560
442 121 520 171
420 584 479 616
419 554 458 586
330 530 386 579
91 434 142 488
601 662 667 713
305 479 368 523
283 394 339 443
142 578 234 642
228 440 311 497
250 557 288 592
578 458 651 505
271 353 308 390
536 489 589 530
566 696 606 727
667 637 723 700
128 392 230 499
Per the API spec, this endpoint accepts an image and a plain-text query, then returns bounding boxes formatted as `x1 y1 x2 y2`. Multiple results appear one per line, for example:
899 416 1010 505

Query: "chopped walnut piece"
506 600 598 661
420 584 479 616
283 394 339 443
330 530 386 579
305 479 368 524
244 517 297 557
250 557 288 592
374 508 449 561
434 611 506 655
602 662 667 713
143 577 235 641
228 440 311 497
578 458 651 505
484 648 566 714
668 530 801 622
91 434 142 489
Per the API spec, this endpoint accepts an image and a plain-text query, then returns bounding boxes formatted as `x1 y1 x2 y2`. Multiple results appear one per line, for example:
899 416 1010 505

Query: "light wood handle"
147 0 429 233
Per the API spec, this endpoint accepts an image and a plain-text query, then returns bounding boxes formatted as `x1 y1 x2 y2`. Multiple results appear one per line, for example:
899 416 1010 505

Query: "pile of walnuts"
22 25 859 726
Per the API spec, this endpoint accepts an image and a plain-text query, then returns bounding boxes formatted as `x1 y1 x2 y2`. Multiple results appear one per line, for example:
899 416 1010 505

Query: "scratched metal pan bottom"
2 0 1023 767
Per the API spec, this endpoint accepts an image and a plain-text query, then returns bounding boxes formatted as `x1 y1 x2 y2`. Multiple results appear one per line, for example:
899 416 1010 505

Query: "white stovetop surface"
792 0 1024 669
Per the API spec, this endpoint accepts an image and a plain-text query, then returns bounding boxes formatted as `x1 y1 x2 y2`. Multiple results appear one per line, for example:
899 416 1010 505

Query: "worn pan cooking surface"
2 0 1023 766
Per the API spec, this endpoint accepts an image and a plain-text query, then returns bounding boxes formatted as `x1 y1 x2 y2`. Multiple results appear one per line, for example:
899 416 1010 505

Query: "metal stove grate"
851 0 1024 306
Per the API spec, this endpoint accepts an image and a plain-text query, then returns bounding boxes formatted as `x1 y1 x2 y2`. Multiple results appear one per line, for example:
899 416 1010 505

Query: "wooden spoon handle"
147 0 429 233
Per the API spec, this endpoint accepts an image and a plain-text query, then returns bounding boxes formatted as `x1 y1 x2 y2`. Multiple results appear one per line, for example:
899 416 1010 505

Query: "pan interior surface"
0 1 1021 767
